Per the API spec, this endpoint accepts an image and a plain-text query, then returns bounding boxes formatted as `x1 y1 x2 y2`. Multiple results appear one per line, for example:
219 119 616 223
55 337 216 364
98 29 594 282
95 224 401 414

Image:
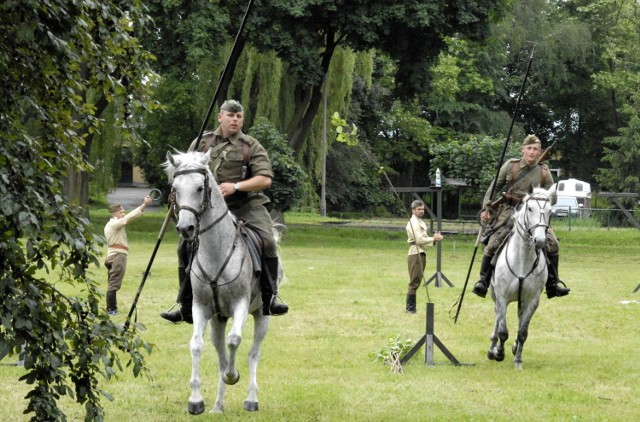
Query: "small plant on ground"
371 335 414 373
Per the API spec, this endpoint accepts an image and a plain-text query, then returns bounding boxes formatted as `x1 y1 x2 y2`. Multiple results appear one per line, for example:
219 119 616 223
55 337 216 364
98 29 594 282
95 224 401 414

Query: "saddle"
236 219 264 274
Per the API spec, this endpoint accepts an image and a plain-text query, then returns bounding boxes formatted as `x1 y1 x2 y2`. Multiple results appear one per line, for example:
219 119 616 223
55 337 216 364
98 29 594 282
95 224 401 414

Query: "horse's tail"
272 222 287 286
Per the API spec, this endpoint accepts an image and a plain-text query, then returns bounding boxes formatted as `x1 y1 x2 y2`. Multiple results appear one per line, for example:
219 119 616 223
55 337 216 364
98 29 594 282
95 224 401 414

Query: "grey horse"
164 150 275 413
488 186 553 369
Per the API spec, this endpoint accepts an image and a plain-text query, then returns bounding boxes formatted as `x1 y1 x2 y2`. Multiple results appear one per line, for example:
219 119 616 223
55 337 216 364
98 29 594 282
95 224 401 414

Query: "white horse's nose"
176 223 195 239
176 212 197 239
533 227 547 249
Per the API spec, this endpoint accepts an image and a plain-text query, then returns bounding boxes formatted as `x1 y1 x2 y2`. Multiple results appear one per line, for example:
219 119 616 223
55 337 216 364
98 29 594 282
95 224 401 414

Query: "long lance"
123 0 254 329
194 0 255 145
124 205 174 331
452 45 536 324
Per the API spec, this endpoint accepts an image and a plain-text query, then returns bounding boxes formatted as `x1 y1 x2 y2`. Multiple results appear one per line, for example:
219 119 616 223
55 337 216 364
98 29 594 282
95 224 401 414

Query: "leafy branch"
370 335 414 374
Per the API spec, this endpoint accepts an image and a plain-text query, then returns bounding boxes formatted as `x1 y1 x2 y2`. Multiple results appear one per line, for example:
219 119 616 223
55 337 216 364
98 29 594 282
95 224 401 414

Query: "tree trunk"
287 31 338 152
217 35 247 111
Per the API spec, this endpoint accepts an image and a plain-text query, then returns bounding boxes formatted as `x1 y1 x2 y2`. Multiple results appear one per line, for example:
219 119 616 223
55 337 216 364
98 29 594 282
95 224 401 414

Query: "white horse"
488 187 553 370
164 150 272 414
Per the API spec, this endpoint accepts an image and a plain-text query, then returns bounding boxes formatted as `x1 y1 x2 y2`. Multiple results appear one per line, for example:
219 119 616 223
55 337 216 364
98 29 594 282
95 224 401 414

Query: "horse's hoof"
243 400 259 412
495 353 505 362
487 351 495 361
188 400 205 415
224 370 240 385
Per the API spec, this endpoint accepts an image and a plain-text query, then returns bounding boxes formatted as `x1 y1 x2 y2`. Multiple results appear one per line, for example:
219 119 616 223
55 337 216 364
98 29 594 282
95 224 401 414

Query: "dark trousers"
407 252 426 295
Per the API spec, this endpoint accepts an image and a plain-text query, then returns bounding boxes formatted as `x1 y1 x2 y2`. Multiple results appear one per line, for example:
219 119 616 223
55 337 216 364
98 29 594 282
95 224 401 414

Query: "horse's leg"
223 300 249 386
243 312 271 412
489 297 508 362
488 313 500 361
210 318 229 414
513 298 540 370
188 306 208 415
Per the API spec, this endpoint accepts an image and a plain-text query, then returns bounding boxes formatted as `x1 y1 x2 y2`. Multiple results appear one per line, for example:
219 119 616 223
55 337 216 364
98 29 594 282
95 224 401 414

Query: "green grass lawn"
1 211 639 421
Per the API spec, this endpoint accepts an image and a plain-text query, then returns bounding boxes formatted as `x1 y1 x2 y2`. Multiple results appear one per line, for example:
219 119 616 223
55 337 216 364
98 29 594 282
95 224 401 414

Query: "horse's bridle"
172 167 229 235
515 195 550 246
173 167 212 218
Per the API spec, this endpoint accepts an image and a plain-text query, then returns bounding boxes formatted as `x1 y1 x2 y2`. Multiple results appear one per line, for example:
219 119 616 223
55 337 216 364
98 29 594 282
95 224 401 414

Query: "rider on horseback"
161 100 288 324
472 134 571 300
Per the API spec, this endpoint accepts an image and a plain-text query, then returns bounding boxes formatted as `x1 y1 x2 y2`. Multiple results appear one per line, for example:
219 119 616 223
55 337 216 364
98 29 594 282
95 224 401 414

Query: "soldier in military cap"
161 100 288 324
471 134 571 299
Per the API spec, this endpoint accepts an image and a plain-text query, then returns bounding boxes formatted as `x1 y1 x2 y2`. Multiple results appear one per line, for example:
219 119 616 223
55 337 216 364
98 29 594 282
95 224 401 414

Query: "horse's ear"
548 184 557 204
166 151 178 167
202 148 213 165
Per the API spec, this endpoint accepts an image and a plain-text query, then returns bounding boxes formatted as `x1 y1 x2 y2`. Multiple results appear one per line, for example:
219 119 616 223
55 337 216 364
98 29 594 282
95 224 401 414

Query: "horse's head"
163 150 216 240
517 187 552 249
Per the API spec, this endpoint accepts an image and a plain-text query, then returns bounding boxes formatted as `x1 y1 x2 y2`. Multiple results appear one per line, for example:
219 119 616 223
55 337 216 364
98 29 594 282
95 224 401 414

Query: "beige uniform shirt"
406 214 436 255
104 205 145 257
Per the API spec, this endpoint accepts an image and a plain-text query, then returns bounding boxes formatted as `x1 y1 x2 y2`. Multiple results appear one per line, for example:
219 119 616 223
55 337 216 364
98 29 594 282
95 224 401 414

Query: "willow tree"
242 0 509 156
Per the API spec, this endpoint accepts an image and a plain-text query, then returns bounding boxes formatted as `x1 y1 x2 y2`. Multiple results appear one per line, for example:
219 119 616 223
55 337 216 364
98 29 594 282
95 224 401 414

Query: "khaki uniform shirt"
483 157 554 209
104 205 145 257
189 129 273 213
406 215 436 255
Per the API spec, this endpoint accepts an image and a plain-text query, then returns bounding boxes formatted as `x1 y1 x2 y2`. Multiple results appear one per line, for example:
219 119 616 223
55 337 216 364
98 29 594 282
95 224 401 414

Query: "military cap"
108 204 123 214
522 134 541 146
411 200 425 209
220 100 244 113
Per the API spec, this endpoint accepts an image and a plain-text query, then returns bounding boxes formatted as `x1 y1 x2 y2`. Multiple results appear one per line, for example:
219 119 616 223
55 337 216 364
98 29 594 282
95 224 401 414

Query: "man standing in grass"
405 200 443 313
104 195 152 315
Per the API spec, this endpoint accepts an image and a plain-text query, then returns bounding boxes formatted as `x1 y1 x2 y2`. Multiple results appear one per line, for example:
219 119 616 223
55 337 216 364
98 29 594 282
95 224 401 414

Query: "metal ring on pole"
149 188 163 202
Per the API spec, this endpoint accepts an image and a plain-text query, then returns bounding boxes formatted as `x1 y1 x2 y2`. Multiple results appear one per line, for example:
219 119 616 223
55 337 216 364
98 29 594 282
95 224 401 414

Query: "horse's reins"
173 166 246 322
506 195 550 311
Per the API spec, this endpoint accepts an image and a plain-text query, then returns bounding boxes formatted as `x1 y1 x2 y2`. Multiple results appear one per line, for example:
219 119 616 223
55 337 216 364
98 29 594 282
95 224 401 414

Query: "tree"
597 97 640 195
578 0 640 194
248 118 306 212
1 1 154 420
243 0 508 153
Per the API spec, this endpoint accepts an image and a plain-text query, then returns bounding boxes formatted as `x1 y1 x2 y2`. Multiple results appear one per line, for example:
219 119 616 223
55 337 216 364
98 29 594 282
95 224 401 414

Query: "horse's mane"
526 186 550 201
163 151 211 183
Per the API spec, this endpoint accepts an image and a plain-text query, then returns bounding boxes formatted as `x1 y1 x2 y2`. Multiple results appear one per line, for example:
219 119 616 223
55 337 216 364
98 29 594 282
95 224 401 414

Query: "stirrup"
472 281 489 298
546 280 570 299
160 304 192 324
265 295 289 316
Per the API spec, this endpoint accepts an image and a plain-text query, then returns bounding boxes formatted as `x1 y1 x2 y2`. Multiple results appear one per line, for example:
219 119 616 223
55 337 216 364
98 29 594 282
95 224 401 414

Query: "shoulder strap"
541 166 547 186
201 133 217 152
506 161 539 194
241 140 250 180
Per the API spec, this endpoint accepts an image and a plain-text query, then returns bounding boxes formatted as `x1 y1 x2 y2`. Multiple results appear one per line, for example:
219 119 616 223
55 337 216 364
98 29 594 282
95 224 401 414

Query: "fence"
549 207 640 231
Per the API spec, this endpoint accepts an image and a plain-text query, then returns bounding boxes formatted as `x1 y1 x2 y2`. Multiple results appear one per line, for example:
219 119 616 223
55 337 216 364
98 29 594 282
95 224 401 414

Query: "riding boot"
545 253 570 299
472 255 494 298
160 267 193 324
261 257 289 316
106 290 118 315
405 294 417 314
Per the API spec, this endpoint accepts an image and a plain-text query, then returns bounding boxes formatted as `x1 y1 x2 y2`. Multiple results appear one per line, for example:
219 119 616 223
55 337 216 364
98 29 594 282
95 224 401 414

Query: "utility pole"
320 76 328 217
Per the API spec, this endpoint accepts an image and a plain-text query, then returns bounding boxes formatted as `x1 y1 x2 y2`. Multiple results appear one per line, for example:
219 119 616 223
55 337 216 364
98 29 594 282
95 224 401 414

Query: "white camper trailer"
552 178 591 217
555 178 591 207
